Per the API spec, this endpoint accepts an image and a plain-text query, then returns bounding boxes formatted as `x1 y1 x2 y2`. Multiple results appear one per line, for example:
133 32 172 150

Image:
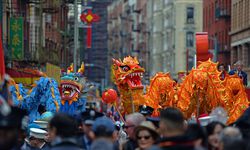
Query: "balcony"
215 8 230 19
43 0 60 13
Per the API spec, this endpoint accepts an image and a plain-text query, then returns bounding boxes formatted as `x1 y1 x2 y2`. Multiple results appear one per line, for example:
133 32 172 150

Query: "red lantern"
102 89 118 104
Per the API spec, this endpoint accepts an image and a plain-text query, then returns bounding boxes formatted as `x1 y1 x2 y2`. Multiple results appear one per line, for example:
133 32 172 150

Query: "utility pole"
73 0 79 72
39 0 43 61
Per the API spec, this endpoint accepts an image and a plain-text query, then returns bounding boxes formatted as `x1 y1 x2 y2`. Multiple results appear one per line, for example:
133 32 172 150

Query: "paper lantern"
102 89 118 104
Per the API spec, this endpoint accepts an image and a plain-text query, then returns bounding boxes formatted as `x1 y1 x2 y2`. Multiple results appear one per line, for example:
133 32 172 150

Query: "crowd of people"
218 60 248 86
1 103 250 150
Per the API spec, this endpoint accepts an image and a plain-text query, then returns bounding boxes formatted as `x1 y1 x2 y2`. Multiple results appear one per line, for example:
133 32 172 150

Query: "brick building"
203 0 231 66
2 0 69 67
230 0 250 81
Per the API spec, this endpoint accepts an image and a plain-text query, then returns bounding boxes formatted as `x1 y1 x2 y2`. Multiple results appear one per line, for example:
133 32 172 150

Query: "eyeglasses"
123 125 135 129
137 135 151 140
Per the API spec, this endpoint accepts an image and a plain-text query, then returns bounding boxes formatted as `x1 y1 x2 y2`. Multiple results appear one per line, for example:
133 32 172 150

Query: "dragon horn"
134 56 139 64
112 58 122 66
67 63 74 73
78 62 85 74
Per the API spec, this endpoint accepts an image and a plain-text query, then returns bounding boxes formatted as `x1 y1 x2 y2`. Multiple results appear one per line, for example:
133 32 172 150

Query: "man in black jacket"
48 113 83 150
151 107 195 150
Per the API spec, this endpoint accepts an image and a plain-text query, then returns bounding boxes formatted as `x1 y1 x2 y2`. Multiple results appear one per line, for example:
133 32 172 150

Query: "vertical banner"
10 17 24 60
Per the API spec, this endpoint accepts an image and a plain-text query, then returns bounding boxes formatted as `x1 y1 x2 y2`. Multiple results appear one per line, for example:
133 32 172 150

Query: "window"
186 7 194 24
186 32 194 47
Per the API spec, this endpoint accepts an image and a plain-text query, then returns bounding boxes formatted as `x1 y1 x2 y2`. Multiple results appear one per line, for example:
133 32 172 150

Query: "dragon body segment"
223 75 249 123
10 77 61 122
177 61 226 118
176 59 249 124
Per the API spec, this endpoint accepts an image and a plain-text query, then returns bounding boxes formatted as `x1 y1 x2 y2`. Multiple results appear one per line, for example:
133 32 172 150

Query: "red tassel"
87 27 92 48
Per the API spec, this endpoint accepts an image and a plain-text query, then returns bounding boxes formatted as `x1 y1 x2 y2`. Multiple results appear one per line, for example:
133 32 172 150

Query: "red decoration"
0 25 5 77
80 9 100 48
196 32 213 62
102 89 118 104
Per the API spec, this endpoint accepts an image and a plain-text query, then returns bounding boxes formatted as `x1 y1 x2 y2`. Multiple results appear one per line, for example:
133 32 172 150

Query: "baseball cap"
92 116 115 134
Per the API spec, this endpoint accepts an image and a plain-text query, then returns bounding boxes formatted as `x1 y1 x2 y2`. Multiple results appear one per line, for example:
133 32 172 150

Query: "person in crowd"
185 123 207 150
223 139 247 150
21 128 49 150
134 121 159 150
231 106 250 139
38 104 47 116
91 116 116 150
139 105 154 118
218 126 243 150
122 112 146 150
48 113 82 150
229 61 248 86
218 64 227 80
206 121 225 150
0 106 27 150
151 107 194 150
146 117 160 130
81 109 104 150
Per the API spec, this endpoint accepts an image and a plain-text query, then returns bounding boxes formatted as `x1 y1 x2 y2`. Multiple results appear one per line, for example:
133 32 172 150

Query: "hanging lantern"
102 89 118 104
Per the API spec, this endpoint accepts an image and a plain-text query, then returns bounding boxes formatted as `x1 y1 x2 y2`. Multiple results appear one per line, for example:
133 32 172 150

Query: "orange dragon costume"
112 57 249 124
112 57 176 115
177 59 249 124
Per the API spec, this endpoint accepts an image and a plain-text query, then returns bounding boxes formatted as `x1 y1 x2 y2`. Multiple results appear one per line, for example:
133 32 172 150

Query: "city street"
1 0 250 150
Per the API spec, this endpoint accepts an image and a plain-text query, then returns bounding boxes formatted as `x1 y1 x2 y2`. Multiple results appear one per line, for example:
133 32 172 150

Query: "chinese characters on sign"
10 17 24 60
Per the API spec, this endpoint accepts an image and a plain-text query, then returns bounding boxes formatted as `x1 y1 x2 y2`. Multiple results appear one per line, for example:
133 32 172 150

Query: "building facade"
203 0 231 66
107 0 149 84
230 0 250 80
2 0 69 68
150 0 203 77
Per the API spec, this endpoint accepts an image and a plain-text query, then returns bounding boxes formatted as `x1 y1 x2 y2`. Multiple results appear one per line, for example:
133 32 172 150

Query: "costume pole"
114 105 125 123
73 0 78 72
196 89 200 118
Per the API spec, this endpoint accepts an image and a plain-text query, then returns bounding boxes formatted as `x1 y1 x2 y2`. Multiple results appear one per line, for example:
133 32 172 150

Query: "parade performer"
60 63 87 115
112 56 176 115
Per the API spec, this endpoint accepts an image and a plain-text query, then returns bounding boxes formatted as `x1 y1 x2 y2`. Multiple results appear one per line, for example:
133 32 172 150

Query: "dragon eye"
121 66 130 72
74 77 79 81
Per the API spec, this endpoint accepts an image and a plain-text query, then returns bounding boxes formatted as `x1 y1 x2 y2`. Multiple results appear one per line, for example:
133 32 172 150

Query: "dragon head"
60 63 85 104
112 56 145 89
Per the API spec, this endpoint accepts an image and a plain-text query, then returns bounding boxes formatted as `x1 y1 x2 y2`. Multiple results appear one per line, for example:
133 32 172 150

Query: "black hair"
160 107 184 130
186 123 208 147
206 121 225 136
223 139 247 150
38 104 46 115
94 125 113 137
49 113 78 138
